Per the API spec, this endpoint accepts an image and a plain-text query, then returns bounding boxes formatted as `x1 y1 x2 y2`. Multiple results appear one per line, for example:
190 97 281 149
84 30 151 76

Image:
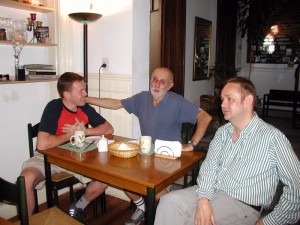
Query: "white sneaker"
124 208 145 225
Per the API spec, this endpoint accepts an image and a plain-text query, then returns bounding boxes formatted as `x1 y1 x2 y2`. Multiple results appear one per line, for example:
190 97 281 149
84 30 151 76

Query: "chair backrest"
181 122 196 144
0 176 29 225
27 123 40 158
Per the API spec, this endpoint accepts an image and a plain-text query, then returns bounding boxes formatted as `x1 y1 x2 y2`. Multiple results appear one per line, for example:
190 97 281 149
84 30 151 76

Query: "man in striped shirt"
154 77 300 225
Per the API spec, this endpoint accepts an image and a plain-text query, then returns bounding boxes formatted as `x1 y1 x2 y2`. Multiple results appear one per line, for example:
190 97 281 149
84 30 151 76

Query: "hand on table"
255 219 264 225
182 143 194 151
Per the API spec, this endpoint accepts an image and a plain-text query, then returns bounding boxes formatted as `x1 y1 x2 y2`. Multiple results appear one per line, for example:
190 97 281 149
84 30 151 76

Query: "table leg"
43 155 54 208
145 187 155 225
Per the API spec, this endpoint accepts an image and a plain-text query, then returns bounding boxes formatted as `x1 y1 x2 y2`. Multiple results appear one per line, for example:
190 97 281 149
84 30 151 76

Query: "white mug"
70 131 85 148
140 136 152 153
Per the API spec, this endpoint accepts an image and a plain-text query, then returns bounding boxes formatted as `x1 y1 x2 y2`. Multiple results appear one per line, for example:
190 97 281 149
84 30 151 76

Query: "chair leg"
93 198 98 219
53 188 59 207
100 193 106 214
183 174 188 188
69 185 75 203
33 189 39 213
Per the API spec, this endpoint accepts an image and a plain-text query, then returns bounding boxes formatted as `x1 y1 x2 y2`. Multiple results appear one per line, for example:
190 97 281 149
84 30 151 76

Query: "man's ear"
245 95 254 107
167 82 174 90
63 91 71 100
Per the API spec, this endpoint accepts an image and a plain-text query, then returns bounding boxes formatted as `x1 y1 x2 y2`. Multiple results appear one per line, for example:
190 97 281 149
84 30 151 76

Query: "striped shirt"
196 113 300 225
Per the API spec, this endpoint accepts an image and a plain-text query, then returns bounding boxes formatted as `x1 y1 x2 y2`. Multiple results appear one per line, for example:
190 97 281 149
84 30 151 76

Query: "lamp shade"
68 12 102 23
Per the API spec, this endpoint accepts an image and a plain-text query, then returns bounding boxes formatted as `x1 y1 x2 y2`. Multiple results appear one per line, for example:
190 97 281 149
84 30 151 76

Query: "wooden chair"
0 176 83 225
28 123 80 212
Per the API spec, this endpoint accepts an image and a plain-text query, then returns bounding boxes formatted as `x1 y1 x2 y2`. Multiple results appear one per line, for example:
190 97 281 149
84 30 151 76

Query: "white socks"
75 196 89 210
134 197 145 212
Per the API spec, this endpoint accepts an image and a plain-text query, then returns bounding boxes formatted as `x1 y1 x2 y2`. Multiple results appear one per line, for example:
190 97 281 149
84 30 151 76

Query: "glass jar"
12 19 27 31
0 17 13 40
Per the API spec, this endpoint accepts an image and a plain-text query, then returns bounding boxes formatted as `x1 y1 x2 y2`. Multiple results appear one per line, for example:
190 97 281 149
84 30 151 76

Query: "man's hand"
182 143 194 151
62 118 86 134
255 219 264 225
195 198 216 225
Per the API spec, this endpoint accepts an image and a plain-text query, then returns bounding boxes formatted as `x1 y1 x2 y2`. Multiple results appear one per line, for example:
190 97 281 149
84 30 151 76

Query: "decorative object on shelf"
0 17 13 40
68 3 102 92
31 0 47 7
11 19 28 80
0 74 9 81
22 0 32 4
26 13 46 43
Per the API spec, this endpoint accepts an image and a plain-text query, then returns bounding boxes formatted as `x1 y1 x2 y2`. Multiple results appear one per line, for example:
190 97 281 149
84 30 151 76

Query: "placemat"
58 142 97 153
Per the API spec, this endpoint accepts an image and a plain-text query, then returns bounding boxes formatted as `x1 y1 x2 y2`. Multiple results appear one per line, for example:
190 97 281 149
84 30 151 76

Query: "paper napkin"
154 139 182 158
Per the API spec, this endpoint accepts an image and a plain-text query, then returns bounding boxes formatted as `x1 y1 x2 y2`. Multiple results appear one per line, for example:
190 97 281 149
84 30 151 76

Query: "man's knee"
21 167 44 188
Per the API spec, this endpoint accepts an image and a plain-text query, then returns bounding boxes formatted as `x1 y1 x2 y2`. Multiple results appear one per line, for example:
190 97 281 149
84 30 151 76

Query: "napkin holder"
154 140 182 160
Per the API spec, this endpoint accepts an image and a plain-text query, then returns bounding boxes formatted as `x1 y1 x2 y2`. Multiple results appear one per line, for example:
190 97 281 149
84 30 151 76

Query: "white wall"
0 81 56 182
184 0 217 106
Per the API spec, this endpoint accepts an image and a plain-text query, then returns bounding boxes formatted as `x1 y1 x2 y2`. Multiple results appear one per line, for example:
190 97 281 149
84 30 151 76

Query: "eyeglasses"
150 77 173 86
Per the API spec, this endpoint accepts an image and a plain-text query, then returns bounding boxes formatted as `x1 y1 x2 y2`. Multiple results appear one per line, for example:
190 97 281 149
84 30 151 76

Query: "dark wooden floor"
10 189 145 225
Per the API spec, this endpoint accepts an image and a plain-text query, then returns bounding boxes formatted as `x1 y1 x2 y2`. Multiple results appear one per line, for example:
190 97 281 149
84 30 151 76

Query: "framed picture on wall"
193 17 212 81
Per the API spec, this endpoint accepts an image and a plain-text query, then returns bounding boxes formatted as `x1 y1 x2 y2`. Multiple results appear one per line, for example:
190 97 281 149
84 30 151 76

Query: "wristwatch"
188 140 196 150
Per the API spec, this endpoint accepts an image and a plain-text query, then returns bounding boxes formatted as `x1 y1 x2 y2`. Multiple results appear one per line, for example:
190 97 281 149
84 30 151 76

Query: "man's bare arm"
182 110 212 151
86 97 123 110
85 121 114 136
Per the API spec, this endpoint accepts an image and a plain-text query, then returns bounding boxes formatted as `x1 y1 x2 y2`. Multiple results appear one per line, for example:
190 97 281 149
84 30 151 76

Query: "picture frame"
193 17 212 81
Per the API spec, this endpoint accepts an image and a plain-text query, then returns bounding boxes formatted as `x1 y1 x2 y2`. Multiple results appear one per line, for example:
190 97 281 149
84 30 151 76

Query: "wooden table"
37 135 205 225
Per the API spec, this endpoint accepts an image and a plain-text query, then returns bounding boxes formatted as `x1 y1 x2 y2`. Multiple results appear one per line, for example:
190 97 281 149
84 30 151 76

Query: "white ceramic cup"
70 131 85 148
140 136 152 153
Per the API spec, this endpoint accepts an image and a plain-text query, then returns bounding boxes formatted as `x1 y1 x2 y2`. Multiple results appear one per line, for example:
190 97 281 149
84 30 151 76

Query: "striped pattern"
196 114 300 225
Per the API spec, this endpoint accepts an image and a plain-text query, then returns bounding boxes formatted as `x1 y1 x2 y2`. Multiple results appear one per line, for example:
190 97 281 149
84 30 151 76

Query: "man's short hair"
57 72 84 98
225 77 257 108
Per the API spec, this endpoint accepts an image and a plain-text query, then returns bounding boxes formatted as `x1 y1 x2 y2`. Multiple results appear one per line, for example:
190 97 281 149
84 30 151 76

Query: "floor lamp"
68 12 102 92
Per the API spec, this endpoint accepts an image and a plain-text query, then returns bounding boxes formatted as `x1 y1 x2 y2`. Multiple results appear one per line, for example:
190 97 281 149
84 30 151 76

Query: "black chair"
0 176 29 225
28 123 80 211
28 123 106 217
0 176 84 225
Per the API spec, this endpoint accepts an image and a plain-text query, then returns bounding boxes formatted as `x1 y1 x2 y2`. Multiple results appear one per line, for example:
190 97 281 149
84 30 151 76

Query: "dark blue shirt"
121 91 200 142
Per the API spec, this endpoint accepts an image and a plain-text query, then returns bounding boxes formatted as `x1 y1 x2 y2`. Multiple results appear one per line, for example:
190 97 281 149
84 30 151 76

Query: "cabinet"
0 0 58 77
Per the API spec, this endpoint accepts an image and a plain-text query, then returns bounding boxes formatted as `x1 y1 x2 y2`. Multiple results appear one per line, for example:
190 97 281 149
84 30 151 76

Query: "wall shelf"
0 40 57 47
0 0 54 13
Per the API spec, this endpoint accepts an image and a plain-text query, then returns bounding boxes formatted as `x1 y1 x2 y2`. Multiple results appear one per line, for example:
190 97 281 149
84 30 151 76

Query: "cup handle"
70 135 75 145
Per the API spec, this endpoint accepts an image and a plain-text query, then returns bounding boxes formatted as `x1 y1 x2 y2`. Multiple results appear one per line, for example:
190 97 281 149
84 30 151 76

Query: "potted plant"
211 63 240 95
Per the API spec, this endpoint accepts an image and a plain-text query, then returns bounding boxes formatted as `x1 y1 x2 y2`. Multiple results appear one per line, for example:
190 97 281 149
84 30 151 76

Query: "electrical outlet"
101 58 108 72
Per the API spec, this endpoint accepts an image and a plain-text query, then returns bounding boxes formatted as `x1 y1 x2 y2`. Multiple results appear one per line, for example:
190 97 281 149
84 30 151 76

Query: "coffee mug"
140 136 152 153
70 131 85 148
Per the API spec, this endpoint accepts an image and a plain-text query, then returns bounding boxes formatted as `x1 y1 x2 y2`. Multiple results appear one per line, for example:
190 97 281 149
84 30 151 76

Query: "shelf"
0 78 58 84
0 0 54 13
0 40 57 47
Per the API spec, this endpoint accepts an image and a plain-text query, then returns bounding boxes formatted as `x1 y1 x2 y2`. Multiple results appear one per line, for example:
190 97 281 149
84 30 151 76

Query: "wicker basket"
108 142 140 158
